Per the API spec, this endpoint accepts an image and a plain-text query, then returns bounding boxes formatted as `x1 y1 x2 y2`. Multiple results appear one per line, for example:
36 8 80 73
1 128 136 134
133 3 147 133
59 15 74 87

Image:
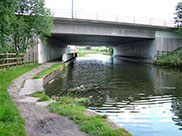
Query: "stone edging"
19 65 64 98
43 65 64 86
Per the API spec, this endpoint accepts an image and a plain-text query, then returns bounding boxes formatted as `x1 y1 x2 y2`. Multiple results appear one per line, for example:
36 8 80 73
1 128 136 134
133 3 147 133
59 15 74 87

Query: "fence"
0 52 34 68
156 51 170 58
51 9 175 28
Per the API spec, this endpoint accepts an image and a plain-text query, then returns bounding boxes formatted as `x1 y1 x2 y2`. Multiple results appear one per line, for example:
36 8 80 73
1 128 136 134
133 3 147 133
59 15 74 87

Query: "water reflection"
45 55 182 136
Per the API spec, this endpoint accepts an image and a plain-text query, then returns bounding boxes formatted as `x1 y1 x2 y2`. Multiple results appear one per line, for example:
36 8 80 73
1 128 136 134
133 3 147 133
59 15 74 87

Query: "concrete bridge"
36 17 182 63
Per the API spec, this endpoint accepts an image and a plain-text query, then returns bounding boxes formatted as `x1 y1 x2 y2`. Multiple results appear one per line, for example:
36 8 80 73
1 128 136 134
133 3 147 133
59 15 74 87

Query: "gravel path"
8 63 88 136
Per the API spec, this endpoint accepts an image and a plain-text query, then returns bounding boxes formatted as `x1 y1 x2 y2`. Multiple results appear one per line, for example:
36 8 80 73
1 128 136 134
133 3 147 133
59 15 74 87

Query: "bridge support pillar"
37 38 66 63
114 31 182 63
113 40 155 63
154 31 182 56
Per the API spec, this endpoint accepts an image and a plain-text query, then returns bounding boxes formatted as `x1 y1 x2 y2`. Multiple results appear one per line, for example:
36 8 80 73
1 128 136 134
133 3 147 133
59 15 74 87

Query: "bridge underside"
50 34 153 46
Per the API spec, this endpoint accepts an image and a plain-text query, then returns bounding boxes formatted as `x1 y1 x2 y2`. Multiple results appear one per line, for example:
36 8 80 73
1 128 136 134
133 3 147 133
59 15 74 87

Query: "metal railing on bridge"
50 9 175 28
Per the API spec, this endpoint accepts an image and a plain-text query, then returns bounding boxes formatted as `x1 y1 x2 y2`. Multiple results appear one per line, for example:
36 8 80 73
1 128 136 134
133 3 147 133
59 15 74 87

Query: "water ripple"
45 56 182 136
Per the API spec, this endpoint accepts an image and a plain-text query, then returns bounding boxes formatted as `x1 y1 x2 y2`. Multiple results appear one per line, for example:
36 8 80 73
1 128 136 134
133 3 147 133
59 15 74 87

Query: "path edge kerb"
43 65 64 86
18 63 64 97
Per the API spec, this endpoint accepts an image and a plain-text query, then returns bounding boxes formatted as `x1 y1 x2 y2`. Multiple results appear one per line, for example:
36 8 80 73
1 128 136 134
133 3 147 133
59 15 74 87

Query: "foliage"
28 90 50 102
13 0 53 52
108 47 114 56
28 90 45 97
0 0 17 53
76 46 113 57
32 63 64 79
37 95 50 102
175 2 182 34
154 48 182 67
0 0 53 53
0 63 39 136
28 90 51 102
48 96 132 136
77 51 104 57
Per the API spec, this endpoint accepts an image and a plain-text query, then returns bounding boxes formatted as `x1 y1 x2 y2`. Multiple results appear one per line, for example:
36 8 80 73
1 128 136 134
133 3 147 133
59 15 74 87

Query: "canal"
45 54 182 136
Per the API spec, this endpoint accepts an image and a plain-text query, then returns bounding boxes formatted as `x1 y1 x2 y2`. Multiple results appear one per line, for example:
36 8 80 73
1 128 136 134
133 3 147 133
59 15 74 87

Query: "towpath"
8 62 88 136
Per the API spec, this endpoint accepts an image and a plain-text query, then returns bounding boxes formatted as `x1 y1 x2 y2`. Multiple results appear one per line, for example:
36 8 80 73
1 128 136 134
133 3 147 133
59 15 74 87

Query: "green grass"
0 63 39 136
76 46 109 52
77 51 104 57
155 49 182 67
47 96 132 136
28 90 50 102
21 79 26 88
103 52 111 55
76 46 113 57
32 63 63 79
28 90 45 98
37 95 50 102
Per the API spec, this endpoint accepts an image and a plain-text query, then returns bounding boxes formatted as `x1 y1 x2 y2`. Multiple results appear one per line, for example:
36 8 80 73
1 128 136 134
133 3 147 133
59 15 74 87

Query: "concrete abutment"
113 30 182 63
37 38 66 64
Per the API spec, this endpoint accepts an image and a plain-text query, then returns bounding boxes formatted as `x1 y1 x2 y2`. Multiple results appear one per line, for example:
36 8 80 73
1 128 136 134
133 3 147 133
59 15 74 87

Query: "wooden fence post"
7 53 9 64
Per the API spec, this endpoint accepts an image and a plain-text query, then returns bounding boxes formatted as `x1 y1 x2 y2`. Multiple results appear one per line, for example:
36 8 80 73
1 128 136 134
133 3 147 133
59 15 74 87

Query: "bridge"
35 10 182 63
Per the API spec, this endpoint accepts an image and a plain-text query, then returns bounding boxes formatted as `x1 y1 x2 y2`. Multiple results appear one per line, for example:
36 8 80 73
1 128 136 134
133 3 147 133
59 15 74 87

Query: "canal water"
45 54 182 136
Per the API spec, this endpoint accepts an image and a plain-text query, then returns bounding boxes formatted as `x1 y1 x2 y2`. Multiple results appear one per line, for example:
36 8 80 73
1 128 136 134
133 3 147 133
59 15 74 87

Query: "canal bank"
7 62 88 136
154 48 182 67
7 61 132 136
45 55 182 136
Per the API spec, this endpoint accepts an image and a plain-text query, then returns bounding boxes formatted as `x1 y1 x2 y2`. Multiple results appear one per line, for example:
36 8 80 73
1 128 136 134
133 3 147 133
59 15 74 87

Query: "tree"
0 0 53 53
0 0 17 53
13 0 53 52
175 2 182 35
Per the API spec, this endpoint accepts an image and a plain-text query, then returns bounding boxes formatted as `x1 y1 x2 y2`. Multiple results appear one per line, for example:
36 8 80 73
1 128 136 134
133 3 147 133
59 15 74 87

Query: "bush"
155 49 182 67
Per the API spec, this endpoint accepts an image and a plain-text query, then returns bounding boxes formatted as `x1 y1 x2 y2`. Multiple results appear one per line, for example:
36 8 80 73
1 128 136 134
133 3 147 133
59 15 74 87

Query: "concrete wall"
113 40 155 63
154 31 182 54
38 38 66 63
114 30 182 63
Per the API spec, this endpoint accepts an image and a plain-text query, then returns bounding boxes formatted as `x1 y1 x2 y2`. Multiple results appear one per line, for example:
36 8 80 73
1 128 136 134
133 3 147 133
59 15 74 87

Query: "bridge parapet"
52 17 155 39
50 9 175 28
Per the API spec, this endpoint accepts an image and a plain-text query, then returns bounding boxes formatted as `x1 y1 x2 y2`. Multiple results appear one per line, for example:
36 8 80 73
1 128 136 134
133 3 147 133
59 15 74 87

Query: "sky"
45 0 181 20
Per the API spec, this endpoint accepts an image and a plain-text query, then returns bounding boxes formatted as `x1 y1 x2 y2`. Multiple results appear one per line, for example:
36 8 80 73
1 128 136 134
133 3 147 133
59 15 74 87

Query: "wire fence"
156 51 170 58
50 9 175 28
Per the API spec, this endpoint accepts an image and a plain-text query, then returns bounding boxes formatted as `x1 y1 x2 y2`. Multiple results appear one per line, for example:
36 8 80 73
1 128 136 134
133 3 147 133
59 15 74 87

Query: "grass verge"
76 46 113 57
28 90 45 98
32 63 64 79
37 95 50 102
28 90 50 102
155 49 182 67
77 51 104 57
0 63 39 136
47 96 132 136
